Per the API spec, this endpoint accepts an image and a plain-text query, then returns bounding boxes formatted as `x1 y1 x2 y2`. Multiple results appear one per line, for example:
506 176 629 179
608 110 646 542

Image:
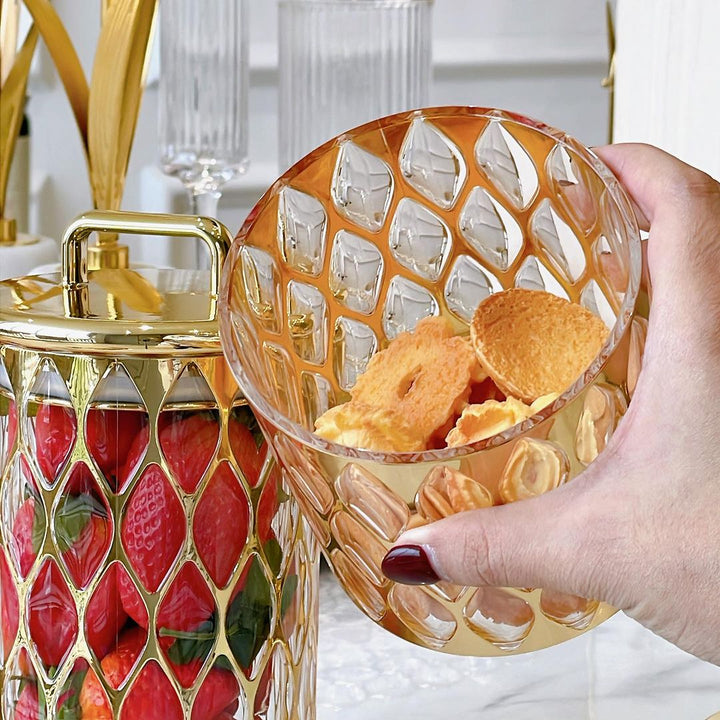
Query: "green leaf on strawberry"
226 556 273 670
263 537 283 577
54 493 107 553
280 575 298 618
56 668 88 720
163 614 217 667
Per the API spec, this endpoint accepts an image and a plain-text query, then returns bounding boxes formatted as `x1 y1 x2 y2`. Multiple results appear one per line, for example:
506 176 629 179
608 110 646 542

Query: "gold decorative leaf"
22 0 89 151
1 0 20 86
91 268 163 314
0 23 37 217
88 0 157 210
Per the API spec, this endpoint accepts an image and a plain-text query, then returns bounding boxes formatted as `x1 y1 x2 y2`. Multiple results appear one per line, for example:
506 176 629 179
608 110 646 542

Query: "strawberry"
85 564 128 660
120 464 186 597
192 663 240 720
159 410 220 493
11 494 45 578
27 559 77 668
193 461 250 587
14 684 42 720
0 549 19 661
86 408 148 492
56 463 112 589
34 402 76 484
229 405 267 488
225 555 273 672
80 629 234 720
80 627 175 720
156 563 216 687
120 661 184 720
119 421 150 490
257 466 280 547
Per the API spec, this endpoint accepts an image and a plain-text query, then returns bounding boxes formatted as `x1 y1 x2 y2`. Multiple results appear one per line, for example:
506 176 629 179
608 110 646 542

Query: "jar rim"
219 105 643 465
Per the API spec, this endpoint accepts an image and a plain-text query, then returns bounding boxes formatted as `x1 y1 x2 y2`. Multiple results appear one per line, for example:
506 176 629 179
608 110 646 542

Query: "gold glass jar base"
0 346 318 718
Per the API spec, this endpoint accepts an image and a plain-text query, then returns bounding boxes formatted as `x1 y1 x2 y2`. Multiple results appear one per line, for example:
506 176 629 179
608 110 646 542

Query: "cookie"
470 288 608 403
314 401 426 452
350 316 484 448
445 397 535 447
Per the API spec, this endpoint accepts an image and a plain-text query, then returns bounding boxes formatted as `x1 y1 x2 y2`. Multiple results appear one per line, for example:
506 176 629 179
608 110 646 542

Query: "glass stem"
189 188 222 269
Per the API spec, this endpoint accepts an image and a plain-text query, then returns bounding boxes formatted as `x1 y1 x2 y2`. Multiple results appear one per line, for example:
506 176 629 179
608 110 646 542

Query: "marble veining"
317 572 720 719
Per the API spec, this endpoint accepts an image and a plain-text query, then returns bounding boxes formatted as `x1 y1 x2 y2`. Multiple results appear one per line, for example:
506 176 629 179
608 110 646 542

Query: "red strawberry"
14 684 42 720
27 558 78 668
11 495 45 578
159 410 220 493
119 421 150 490
86 408 148 492
85 564 128 660
34 402 76 483
56 463 112 589
253 655 273 718
80 627 161 720
0 549 19 661
82 631 196 720
156 563 216 687
121 661 184 720
193 462 250 587
192 665 240 720
257 466 280 546
120 464 186 596
229 405 267 488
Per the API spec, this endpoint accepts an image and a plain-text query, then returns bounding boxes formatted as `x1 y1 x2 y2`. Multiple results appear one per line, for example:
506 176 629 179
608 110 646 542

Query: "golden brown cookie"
314 401 426 452
445 397 535 447
350 316 484 448
470 288 608 403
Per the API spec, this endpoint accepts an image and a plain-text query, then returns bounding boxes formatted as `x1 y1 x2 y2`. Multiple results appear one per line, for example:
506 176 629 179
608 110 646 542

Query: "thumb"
381 461 626 601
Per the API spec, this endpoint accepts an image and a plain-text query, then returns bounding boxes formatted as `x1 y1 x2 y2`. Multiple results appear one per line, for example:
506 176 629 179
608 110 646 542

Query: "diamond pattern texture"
223 107 643 658
0 349 318 718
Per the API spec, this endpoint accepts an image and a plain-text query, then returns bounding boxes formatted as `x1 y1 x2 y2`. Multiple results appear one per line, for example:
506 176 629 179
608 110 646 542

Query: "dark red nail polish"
381 544 439 585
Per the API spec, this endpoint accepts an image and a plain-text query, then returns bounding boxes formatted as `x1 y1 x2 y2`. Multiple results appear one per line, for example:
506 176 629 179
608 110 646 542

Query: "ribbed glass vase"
278 0 433 171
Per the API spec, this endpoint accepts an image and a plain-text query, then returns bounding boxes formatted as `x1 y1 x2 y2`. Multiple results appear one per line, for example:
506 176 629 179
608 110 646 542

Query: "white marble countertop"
316 572 720 719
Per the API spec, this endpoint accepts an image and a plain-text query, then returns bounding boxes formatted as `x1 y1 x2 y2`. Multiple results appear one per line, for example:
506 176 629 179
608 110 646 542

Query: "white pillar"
613 0 720 179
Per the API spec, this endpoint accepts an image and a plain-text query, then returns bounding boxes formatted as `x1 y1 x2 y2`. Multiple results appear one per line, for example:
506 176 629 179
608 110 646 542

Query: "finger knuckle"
458 514 508 587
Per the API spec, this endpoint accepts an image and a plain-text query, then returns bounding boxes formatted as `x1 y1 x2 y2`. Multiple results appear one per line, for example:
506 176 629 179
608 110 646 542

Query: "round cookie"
470 288 609 403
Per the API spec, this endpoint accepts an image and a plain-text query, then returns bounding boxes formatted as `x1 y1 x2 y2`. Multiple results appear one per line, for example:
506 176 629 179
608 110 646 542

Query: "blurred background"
13 0 720 267
19 0 609 264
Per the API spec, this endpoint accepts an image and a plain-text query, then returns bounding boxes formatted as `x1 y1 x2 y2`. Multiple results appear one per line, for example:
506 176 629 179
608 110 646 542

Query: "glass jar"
278 0 433 170
0 211 318 719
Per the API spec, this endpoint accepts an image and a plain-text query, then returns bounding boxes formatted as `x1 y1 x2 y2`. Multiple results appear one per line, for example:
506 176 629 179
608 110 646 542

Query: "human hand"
381 143 720 666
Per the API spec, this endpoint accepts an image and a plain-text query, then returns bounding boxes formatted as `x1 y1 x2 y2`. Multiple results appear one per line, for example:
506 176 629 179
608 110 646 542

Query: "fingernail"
381 544 440 585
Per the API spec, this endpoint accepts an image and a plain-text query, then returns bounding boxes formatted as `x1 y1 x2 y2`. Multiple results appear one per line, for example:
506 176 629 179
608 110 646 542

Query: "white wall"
613 0 720 181
24 0 609 267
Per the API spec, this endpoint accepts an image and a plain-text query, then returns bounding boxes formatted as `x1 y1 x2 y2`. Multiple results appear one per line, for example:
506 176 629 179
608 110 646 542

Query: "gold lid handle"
61 209 233 318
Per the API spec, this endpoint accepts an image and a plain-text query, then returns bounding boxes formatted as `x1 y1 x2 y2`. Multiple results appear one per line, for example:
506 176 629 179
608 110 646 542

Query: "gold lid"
0 210 233 356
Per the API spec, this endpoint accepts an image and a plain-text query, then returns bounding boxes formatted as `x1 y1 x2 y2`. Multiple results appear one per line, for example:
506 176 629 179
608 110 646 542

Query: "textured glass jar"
278 0 433 171
0 212 318 719
220 107 647 657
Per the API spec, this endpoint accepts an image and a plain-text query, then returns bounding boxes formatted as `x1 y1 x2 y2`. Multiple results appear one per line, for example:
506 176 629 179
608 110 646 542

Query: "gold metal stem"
0 0 20 86
0 217 17 244
602 0 616 143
